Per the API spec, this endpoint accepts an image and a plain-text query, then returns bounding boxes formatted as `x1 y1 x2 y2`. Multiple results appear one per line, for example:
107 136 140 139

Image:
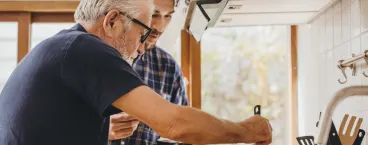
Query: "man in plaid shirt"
109 0 188 144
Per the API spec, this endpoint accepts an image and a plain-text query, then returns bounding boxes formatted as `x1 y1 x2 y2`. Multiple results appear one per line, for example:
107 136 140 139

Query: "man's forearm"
161 106 248 144
113 86 250 144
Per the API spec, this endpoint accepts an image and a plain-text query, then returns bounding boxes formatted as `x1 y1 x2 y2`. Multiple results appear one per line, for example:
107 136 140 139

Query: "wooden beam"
0 12 20 21
183 1 196 30
189 32 201 109
181 29 191 105
31 13 75 23
290 25 299 145
17 12 31 63
0 1 79 13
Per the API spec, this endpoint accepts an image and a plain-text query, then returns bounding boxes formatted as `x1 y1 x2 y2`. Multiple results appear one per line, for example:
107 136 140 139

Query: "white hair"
74 0 154 27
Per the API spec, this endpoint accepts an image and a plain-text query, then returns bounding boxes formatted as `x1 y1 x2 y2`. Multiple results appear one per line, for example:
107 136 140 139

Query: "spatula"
338 114 363 145
296 136 315 145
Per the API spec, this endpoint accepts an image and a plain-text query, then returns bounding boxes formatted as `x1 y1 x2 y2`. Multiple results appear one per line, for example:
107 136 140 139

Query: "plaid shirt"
122 46 188 145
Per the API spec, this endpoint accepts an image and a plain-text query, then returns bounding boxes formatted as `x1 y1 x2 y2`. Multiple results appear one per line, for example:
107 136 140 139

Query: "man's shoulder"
57 29 104 47
152 46 179 66
150 46 184 76
56 29 119 57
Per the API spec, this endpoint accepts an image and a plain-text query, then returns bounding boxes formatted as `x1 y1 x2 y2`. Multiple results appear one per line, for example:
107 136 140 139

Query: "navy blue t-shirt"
0 24 145 145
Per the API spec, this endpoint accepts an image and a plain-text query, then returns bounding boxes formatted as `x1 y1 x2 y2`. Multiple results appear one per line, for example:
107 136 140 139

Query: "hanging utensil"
327 121 342 145
297 121 342 145
338 114 363 145
316 112 322 127
296 136 315 145
353 129 365 145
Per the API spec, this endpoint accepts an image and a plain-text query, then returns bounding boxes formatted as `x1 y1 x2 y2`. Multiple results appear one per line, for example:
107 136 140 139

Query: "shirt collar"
71 23 87 32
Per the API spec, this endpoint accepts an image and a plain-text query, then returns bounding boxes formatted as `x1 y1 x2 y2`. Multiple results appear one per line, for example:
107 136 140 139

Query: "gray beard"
121 53 133 66
114 35 133 66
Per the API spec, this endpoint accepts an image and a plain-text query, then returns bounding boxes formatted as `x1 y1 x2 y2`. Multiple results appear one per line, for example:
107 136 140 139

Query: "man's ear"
103 10 120 37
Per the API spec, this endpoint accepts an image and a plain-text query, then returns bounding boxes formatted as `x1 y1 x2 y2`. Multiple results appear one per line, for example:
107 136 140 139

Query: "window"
31 23 75 49
201 26 290 145
0 22 18 92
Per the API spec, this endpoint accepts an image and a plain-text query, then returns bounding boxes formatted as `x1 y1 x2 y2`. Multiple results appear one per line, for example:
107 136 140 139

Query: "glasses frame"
104 11 152 43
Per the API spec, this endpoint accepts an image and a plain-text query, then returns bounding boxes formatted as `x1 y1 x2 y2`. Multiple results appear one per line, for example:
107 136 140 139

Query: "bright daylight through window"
201 26 290 145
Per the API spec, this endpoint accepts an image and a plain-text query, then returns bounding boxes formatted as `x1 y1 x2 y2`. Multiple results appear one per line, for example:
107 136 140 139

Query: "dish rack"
297 86 368 145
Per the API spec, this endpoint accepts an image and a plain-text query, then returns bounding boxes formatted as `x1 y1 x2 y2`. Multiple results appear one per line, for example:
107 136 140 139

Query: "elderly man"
0 0 272 145
108 0 188 145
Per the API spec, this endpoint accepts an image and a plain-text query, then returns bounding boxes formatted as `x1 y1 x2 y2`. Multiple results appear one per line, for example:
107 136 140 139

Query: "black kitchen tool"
316 112 342 145
254 105 261 115
327 121 342 145
297 121 341 145
296 136 315 145
353 129 365 145
316 112 322 127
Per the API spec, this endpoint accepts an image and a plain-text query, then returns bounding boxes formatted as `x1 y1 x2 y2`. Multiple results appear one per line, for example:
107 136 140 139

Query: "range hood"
187 0 335 42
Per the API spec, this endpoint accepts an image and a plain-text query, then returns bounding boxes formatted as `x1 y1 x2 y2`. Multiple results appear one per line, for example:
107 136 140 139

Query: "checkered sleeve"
172 67 188 106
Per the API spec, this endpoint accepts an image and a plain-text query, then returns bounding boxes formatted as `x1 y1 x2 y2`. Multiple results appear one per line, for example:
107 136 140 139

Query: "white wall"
298 0 368 143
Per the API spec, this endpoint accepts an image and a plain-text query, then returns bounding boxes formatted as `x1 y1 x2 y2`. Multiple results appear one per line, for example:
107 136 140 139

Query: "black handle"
353 129 365 145
327 121 342 145
316 112 322 127
254 105 261 115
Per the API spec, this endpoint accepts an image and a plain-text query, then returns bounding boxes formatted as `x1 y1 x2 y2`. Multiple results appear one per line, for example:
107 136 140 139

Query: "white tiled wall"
298 0 368 143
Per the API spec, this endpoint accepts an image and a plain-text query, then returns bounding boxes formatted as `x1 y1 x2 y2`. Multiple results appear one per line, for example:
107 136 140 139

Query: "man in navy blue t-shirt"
0 0 273 145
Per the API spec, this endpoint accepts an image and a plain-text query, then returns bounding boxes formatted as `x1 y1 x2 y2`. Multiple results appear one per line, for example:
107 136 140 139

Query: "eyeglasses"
104 11 152 43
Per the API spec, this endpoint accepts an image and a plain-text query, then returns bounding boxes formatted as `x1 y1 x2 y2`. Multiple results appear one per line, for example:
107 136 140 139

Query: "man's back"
0 24 144 145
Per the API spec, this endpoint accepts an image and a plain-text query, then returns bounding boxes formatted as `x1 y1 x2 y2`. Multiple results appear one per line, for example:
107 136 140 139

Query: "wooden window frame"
0 12 74 62
0 1 78 13
0 12 31 63
0 1 76 62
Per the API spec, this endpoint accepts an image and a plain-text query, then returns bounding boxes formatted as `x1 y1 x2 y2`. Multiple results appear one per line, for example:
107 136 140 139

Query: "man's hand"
109 112 140 140
239 115 272 144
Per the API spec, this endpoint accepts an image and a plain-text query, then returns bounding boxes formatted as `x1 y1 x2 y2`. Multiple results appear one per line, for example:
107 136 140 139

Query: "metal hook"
337 54 357 84
338 60 348 84
351 54 357 76
362 50 368 77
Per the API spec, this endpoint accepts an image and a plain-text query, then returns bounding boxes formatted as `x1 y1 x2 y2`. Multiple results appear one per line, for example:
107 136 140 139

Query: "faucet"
316 86 368 145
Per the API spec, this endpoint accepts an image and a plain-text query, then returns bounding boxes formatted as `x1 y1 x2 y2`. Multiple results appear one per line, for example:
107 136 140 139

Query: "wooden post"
290 25 299 145
181 29 191 106
180 29 202 109
17 12 31 63
189 33 201 109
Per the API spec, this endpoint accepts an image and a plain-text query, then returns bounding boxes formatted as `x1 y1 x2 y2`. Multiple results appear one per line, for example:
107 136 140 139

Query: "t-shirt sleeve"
61 34 145 117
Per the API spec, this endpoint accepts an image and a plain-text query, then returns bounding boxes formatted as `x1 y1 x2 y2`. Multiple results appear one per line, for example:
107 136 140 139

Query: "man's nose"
137 43 145 55
151 19 165 32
